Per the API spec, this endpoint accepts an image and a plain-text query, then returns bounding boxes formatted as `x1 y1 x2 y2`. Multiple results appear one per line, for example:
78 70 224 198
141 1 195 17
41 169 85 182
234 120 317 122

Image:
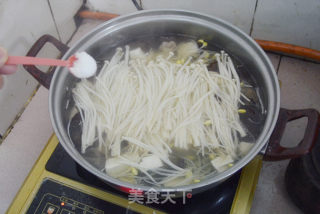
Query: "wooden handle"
255 39 320 62
77 10 119 21
264 108 320 161
23 34 70 89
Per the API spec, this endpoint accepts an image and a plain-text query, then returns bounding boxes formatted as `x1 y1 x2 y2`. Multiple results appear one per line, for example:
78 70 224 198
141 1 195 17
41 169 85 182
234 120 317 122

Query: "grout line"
0 84 41 145
47 0 62 42
74 0 87 28
279 54 320 65
276 55 282 74
131 0 143 10
249 0 259 36
66 0 87 44
266 50 320 65
66 28 80 46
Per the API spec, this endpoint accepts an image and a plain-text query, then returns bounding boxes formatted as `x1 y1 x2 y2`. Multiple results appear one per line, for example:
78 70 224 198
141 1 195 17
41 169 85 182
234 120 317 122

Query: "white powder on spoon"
69 52 97 78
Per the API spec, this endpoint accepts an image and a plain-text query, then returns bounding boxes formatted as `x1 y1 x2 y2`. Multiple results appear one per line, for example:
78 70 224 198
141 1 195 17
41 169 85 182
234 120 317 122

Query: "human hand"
0 47 17 89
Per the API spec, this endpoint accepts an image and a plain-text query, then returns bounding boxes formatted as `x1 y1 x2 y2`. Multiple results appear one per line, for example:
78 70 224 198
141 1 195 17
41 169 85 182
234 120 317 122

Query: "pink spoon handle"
6 56 70 67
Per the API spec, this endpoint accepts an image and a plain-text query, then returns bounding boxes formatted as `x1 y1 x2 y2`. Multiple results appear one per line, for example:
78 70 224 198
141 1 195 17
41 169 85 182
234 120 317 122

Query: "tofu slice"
129 48 146 59
239 142 254 156
210 155 233 172
105 157 129 177
139 155 163 170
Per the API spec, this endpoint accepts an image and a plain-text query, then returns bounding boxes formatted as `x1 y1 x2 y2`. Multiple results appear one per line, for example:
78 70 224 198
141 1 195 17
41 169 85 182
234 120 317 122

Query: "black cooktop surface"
37 143 241 214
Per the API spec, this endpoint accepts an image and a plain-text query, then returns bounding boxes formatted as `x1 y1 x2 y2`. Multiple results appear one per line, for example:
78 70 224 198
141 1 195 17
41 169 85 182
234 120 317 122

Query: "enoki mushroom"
72 40 253 187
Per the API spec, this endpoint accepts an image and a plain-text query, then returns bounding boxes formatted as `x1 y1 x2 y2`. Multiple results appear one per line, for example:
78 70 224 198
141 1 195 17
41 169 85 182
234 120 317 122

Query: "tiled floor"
251 56 320 214
0 0 82 138
0 0 59 136
0 20 102 214
0 19 319 213
0 87 52 214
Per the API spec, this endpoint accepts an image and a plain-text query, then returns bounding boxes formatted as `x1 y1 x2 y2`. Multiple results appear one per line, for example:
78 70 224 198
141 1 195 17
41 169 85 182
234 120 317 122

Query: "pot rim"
49 9 280 193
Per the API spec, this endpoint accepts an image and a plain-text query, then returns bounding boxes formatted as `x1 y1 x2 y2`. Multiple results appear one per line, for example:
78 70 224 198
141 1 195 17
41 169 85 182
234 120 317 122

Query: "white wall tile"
86 0 138 15
251 0 320 50
0 0 59 135
86 0 320 50
86 0 257 34
141 0 257 34
68 19 105 46
49 0 83 43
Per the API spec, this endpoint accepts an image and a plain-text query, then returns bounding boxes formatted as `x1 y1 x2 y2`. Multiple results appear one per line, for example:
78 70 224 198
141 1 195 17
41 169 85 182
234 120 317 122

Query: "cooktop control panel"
26 179 138 214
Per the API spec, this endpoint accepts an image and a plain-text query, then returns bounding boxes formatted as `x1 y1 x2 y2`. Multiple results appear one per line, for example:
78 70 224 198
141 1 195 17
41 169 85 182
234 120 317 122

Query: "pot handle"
23 34 69 89
263 108 320 161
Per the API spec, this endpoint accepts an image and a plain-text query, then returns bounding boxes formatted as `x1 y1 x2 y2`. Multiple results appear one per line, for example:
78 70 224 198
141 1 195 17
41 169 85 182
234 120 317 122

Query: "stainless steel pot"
24 10 319 195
